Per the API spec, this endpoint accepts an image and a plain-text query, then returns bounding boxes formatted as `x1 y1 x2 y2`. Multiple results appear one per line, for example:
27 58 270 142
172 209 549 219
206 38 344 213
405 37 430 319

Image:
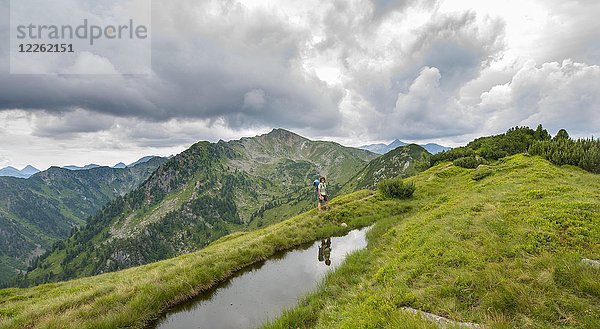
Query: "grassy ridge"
0 190 407 329
1 155 598 328
265 155 600 328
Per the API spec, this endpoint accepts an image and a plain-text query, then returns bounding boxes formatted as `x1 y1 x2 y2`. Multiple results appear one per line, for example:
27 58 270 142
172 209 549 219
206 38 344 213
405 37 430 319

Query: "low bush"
472 168 492 181
378 178 415 199
453 156 480 169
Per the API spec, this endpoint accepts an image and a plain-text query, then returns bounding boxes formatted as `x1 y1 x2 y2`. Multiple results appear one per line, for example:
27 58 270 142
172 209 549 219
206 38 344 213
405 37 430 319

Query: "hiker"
313 178 320 208
318 238 332 266
318 176 329 211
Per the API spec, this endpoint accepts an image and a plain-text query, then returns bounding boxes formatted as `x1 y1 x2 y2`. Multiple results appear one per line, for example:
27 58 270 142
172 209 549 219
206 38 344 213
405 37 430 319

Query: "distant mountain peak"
269 128 290 133
0 165 40 178
360 139 449 155
388 139 407 148
113 162 127 169
261 128 309 143
20 165 40 177
63 164 101 171
267 128 303 137
128 156 160 167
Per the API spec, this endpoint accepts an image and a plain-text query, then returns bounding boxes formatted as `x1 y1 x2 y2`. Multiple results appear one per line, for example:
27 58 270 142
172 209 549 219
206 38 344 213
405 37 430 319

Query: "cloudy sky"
1 0 599 170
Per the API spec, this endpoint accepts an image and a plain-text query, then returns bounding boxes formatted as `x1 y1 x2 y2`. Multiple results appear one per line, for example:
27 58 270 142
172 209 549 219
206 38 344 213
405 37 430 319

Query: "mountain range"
0 165 40 179
0 156 164 178
360 139 450 154
1 125 598 328
0 157 167 283
63 156 160 171
2 127 598 328
22 129 430 285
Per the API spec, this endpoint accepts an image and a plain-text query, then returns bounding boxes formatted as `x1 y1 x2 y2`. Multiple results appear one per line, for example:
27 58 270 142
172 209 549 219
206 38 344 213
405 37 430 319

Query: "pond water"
152 226 370 329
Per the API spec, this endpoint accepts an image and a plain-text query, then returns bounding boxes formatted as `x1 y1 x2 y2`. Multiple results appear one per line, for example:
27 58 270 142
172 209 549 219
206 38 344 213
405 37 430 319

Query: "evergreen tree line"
431 125 551 167
432 125 600 174
529 134 600 174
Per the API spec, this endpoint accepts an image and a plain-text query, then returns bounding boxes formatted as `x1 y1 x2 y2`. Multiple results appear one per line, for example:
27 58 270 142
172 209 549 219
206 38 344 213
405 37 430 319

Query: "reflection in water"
318 238 332 266
152 227 369 329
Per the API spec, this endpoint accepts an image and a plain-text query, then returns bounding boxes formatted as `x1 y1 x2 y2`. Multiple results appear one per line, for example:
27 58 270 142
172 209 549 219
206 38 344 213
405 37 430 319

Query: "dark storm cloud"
1 0 599 148
0 0 344 135
0 75 161 117
410 11 505 89
31 109 116 137
0 0 505 141
334 9 506 140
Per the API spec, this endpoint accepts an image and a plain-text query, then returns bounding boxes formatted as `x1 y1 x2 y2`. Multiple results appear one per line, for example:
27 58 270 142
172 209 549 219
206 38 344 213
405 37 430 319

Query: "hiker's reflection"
318 238 332 266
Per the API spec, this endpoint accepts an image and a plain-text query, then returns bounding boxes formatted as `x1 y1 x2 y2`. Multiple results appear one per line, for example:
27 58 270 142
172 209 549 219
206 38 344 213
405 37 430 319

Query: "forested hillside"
22 129 377 285
0 157 167 285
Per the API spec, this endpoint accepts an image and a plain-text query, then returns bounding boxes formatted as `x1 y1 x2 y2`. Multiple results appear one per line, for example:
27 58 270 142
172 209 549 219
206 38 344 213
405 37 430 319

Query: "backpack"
313 179 320 194
318 245 324 262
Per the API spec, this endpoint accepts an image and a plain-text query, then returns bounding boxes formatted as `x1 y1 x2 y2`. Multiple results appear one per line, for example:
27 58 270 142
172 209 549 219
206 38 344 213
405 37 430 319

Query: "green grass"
264 155 600 328
0 190 402 329
1 155 598 328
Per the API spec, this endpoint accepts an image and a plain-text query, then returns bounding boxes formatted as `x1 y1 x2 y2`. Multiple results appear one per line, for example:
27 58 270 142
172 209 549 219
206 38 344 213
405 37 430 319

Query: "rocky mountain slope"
341 144 430 193
22 129 377 285
0 157 166 284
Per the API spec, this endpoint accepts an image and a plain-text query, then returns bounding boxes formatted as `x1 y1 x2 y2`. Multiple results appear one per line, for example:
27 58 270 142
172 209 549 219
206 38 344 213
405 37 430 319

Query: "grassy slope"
1 155 598 328
266 155 599 328
0 190 404 329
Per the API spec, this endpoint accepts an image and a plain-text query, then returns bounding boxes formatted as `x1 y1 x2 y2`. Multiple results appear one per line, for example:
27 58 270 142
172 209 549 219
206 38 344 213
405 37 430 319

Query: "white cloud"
479 59 600 136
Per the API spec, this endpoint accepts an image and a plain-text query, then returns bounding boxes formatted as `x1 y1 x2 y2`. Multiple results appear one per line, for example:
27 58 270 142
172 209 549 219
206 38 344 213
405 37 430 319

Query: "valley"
0 157 167 284
23 129 424 286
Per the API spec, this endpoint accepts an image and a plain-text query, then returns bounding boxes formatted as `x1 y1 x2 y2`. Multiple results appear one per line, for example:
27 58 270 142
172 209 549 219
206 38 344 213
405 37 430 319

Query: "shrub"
472 168 492 181
378 178 415 199
430 147 474 166
453 156 480 169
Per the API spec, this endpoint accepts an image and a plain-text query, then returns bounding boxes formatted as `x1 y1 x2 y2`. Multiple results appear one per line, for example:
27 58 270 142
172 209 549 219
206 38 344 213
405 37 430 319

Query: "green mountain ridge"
22 129 382 285
1 154 597 328
341 144 430 193
0 157 167 284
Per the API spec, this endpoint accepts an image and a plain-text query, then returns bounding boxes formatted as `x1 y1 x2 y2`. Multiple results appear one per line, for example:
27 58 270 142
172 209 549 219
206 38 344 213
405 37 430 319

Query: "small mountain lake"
151 226 370 329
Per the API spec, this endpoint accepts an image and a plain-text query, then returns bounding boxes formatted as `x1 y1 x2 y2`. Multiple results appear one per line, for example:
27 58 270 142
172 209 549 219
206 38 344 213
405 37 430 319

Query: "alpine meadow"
2 1 600 328
0 126 598 329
